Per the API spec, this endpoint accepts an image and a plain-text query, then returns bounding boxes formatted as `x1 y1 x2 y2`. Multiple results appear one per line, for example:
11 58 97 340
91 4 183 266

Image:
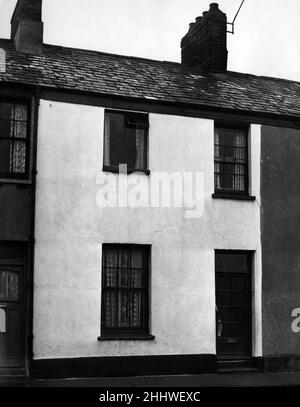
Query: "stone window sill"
98 334 155 341
212 193 256 201
103 165 150 175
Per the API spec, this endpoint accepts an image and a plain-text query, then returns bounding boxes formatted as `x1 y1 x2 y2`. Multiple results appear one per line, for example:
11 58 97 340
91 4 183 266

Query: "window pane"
233 174 245 191
131 291 142 327
118 249 130 269
104 291 117 328
0 272 7 300
214 163 221 189
0 271 19 301
125 126 146 170
12 141 26 173
0 139 12 173
104 268 117 287
131 249 143 269
131 250 144 288
223 163 234 190
14 105 27 121
224 144 234 158
104 113 124 167
120 269 130 288
120 290 130 327
0 119 14 138
1 103 14 120
125 127 137 169
234 164 245 175
7 272 19 300
0 308 6 333
126 112 148 128
134 129 146 170
119 249 130 287
103 113 110 166
214 130 220 157
105 249 118 268
14 122 27 138
235 147 245 161
131 269 142 288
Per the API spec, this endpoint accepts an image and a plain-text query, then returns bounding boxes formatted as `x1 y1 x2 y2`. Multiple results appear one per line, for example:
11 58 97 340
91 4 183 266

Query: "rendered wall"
261 125 300 358
33 100 261 359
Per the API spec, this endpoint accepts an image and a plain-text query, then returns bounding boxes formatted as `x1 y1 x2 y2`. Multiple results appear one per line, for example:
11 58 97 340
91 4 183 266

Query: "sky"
0 0 299 81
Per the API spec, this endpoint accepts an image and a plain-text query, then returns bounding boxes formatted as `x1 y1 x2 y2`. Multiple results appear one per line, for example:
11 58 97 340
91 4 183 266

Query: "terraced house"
0 0 300 378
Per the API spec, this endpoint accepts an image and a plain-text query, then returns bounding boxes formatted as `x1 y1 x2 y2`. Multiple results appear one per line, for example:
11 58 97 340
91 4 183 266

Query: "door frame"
0 241 31 376
215 249 253 361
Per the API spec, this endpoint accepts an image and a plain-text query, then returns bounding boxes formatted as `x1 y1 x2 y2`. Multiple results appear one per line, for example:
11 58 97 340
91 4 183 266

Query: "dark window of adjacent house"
0 101 29 179
214 126 249 195
101 244 150 337
103 110 148 173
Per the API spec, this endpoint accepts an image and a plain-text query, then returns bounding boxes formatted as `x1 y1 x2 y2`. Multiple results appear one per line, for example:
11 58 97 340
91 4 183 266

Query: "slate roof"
0 38 300 119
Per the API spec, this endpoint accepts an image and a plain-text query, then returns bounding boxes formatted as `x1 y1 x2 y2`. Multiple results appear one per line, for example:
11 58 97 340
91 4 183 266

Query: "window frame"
0 97 31 180
102 109 150 175
213 122 252 199
99 244 154 340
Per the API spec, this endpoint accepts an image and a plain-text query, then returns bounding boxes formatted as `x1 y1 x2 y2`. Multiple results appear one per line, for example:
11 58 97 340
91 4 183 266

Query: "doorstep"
217 358 260 374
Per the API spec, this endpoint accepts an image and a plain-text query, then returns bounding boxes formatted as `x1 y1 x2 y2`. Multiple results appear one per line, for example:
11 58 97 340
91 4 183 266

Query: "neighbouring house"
0 0 300 378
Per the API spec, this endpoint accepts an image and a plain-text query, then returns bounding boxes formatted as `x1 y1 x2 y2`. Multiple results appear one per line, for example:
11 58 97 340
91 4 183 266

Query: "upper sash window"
214 126 249 195
0 101 29 179
103 110 149 174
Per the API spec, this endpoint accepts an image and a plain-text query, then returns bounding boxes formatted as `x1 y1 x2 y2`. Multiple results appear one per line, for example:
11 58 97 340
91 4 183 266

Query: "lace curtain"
103 247 145 329
12 105 27 173
0 308 6 333
0 103 27 174
214 129 246 191
104 113 146 170
214 130 221 189
0 270 19 301
134 128 146 169
233 133 246 191
103 113 111 166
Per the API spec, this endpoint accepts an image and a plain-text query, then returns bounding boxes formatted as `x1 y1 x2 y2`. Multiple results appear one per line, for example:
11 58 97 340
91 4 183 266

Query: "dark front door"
215 251 252 359
0 244 25 369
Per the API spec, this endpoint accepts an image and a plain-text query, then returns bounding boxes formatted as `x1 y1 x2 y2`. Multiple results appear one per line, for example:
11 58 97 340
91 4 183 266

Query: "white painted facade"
33 100 262 360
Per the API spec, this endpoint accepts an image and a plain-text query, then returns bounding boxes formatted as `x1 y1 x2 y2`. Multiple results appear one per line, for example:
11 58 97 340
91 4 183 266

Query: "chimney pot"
209 3 219 11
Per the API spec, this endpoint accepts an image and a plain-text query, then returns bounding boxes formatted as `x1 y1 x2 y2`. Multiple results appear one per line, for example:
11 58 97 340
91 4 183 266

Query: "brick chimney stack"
181 3 228 73
11 0 43 54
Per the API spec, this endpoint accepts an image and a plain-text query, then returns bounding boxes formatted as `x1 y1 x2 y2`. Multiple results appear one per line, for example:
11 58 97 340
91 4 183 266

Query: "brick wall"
181 3 228 73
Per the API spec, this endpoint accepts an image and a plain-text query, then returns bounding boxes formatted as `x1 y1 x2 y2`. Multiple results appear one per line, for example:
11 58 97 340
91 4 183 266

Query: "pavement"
1 371 300 387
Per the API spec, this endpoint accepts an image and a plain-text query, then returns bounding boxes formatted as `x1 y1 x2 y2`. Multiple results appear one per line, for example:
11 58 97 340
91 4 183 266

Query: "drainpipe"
27 86 40 377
